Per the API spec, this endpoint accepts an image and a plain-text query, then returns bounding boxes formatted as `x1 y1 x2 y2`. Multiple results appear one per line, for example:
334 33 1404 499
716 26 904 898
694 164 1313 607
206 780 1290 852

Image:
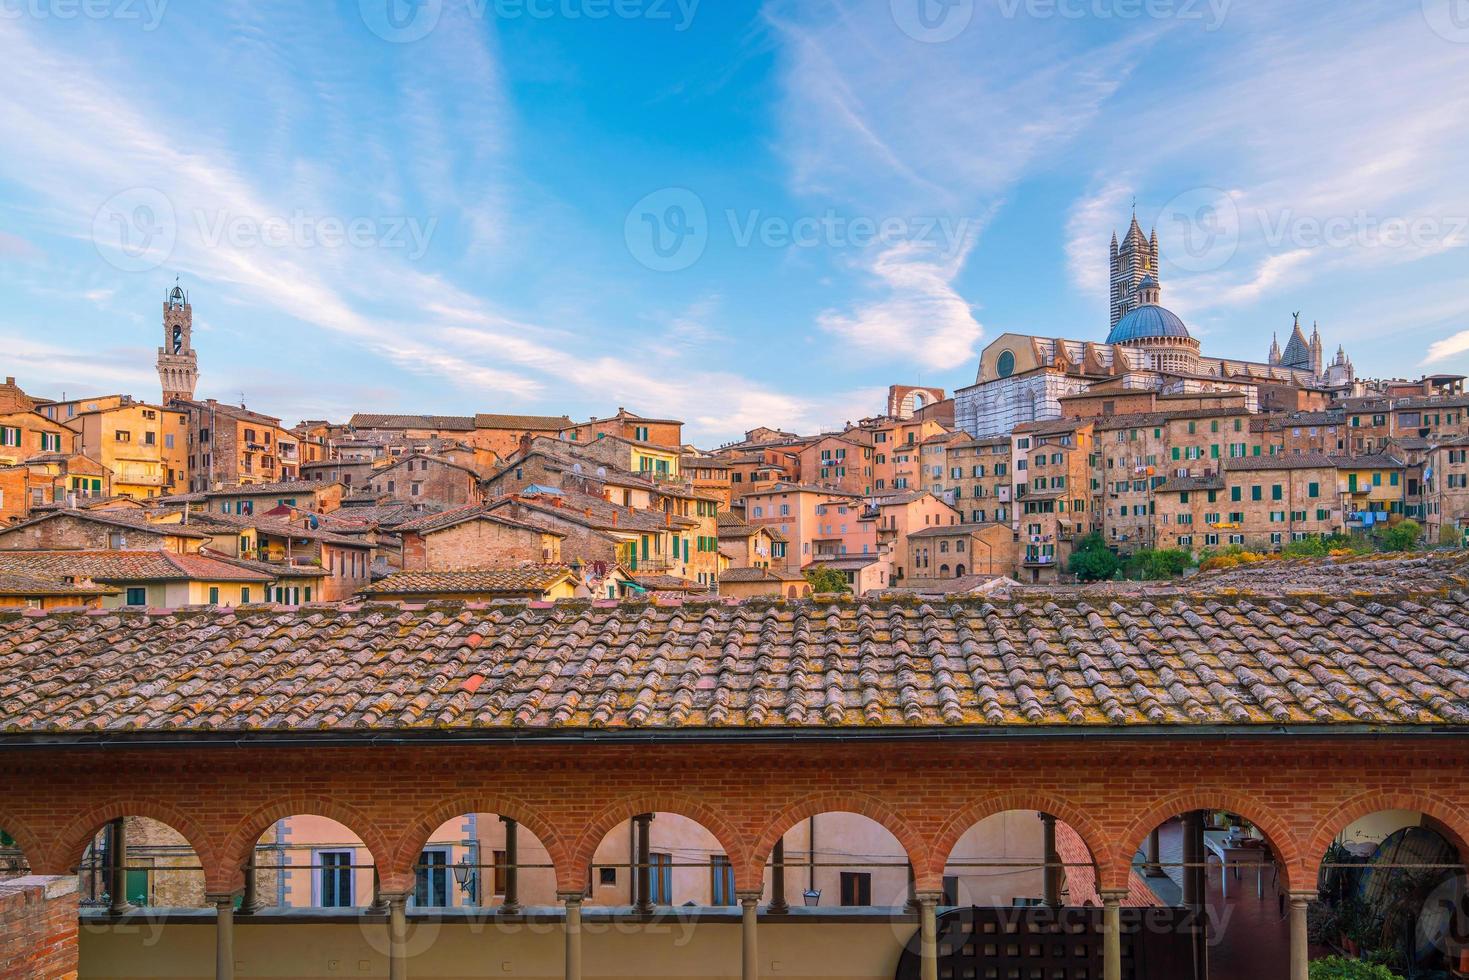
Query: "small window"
125 587 147 606
840 872 872 907
710 856 736 906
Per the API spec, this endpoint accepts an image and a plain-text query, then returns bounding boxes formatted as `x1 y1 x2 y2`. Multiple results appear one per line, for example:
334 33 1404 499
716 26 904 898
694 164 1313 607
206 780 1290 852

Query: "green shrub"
1067 532 1120 582
1308 956 1402 980
1374 519 1420 553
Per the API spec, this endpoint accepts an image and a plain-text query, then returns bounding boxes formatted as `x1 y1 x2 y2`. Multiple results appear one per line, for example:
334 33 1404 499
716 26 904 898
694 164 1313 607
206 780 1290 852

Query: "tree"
1374 519 1420 553
1440 523 1463 548
1068 532 1120 582
804 565 851 594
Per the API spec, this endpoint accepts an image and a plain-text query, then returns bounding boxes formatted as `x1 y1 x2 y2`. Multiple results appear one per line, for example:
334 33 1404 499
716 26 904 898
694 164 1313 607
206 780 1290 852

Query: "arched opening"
0 827 30 878
1131 809 1287 980
955 564 966 577
247 815 378 911
585 812 740 909
893 809 1159 980
1313 808 1467 975
941 809 1104 908
77 817 207 909
409 812 555 910
761 811 914 910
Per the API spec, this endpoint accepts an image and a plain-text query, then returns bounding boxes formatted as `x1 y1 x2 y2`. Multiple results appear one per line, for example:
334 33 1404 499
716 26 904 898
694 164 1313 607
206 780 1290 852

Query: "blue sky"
2 0 1468 444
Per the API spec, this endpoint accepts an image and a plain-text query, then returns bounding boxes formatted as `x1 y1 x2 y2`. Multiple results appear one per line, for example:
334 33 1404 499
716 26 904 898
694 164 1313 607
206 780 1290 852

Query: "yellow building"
64 400 189 498
1334 453 1408 526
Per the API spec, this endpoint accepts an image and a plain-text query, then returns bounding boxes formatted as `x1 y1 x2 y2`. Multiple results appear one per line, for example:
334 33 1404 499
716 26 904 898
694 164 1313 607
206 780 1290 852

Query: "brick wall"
0 875 79 980
3 736 1467 903
403 520 559 571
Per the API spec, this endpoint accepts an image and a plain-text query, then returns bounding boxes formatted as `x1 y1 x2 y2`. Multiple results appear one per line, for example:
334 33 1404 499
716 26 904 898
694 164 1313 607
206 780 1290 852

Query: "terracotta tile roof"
186 512 368 548
492 491 697 534
1331 453 1406 469
629 574 708 592
1156 474 1225 493
0 550 274 584
718 567 806 583
3 572 1469 734
1225 453 1335 471
1189 551 1469 593
393 504 561 536
473 413 572 430
0 509 211 540
907 523 1004 538
204 480 326 497
358 566 575 597
0 571 117 598
349 413 476 431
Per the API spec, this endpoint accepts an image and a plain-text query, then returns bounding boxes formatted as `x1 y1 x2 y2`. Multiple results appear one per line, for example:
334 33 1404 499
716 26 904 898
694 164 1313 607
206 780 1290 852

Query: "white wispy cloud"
765 1 1148 369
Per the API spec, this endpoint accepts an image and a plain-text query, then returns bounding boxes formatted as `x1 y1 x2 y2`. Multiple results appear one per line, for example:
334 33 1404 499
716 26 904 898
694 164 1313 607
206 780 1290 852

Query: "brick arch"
51 798 215 884
0 811 46 875
387 793 572 889
929 792 1109 883
749 792 931 892
1305 790 1469 872
1112 790 1303 893
219 797 392 896
570 794 752 896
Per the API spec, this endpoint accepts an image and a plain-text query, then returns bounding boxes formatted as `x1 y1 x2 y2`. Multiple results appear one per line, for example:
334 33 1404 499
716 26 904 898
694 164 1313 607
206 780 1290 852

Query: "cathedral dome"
1106 304 1191 345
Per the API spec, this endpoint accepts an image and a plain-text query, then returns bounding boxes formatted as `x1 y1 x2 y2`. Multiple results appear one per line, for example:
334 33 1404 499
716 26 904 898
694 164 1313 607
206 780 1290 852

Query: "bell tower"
158 279 198 404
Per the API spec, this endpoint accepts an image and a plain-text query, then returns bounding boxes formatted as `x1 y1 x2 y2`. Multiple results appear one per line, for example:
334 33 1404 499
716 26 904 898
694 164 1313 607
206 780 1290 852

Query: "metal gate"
894 905 1201 980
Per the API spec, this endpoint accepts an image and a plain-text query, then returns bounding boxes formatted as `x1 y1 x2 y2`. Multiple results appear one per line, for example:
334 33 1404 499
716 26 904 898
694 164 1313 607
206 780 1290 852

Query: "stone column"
1101 889 1125 980
633 813 654 914
768 839 789 914
208 894 235 980
500 817 521 914
560 891 584 980
1289 891 1313 980
1145 828 1166 878
916 890 941 980
107 818 131 915
1041 813 1060 907
239 854 259 914
387 893 408 980
739 891 761 980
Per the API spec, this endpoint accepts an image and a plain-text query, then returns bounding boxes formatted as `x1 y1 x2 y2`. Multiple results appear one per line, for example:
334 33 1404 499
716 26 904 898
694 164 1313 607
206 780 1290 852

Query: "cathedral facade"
954 208 1356 438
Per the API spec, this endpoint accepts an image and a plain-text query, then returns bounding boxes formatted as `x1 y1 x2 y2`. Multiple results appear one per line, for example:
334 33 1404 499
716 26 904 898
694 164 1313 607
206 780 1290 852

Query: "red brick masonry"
0 875 79 980
3 736 1466 898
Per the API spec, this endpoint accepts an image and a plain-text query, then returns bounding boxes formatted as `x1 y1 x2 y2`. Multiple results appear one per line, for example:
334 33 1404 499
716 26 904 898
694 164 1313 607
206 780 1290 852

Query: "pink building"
742 483 862 570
